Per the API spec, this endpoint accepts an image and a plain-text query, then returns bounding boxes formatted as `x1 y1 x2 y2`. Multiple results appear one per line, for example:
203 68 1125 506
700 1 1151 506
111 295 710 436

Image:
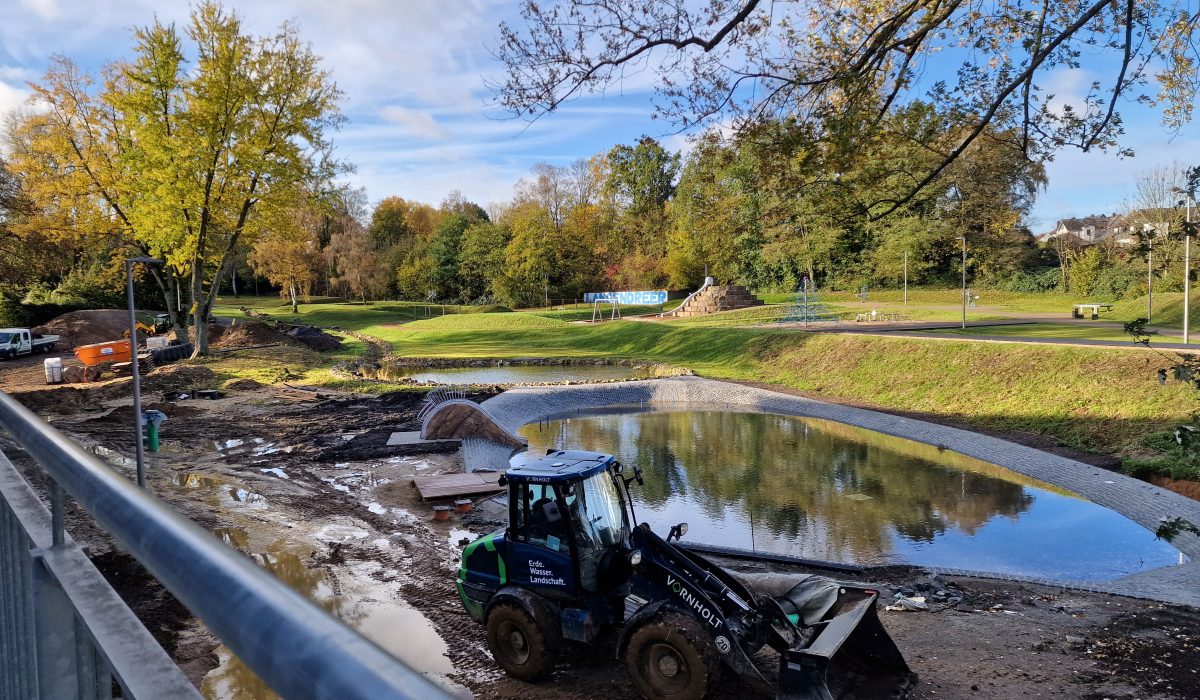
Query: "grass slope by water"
380 316 1192 458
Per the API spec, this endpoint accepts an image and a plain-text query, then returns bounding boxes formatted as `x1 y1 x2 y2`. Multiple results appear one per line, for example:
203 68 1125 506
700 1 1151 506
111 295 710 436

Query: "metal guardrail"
0 391 450 700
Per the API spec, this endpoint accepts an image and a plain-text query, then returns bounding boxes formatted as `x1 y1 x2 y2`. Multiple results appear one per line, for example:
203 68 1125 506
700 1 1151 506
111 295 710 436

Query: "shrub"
1001 267 1061 293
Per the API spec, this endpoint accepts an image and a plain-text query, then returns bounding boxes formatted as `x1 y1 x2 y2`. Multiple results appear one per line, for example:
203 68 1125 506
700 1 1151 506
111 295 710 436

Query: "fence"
0 391 449 700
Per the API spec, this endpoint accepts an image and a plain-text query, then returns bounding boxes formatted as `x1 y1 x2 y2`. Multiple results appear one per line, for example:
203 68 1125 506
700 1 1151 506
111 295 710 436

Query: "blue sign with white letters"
583 290 668 305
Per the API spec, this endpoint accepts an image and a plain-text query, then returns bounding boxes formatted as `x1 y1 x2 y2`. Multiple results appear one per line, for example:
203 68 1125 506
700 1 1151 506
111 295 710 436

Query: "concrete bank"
480 376 1200 605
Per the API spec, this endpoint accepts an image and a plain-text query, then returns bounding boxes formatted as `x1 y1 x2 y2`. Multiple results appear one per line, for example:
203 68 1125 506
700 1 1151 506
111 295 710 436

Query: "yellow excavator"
122 314 172 339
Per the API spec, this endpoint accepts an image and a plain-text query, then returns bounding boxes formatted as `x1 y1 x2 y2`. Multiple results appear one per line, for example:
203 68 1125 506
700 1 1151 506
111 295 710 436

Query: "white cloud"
378 106 451 140
0 79 32 119
20 0 59 21
1041 67 1090 118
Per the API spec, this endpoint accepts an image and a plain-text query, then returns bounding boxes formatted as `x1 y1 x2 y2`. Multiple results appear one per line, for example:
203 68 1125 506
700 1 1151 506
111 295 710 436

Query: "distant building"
1037 211 1172 247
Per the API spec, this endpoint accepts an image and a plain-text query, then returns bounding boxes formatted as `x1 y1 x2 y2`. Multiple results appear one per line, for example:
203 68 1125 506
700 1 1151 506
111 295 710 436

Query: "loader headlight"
628 549 643 566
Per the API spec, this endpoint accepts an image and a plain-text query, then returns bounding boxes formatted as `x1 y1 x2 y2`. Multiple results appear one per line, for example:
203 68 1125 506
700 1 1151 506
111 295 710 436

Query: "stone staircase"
667 283 765 318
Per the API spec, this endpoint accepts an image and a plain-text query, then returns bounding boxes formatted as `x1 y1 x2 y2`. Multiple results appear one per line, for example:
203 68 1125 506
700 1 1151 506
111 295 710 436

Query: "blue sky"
1 0 1196 233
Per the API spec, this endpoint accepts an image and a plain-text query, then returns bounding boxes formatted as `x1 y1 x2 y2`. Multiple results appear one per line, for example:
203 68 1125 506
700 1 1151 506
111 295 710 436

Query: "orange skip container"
74 340 131 366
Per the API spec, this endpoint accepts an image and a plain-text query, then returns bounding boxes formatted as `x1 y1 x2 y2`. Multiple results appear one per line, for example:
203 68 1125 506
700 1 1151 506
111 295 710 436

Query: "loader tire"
625 612 720 700
485 602 557 681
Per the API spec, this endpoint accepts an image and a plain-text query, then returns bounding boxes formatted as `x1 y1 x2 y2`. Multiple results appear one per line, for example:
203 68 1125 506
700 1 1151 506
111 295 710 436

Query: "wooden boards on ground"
412 472 504 500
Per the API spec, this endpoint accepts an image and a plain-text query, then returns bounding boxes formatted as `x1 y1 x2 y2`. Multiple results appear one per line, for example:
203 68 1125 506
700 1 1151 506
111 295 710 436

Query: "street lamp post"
1148 234 1154 323
1173 187 1194 344
126 256 163 489
959 236 967 329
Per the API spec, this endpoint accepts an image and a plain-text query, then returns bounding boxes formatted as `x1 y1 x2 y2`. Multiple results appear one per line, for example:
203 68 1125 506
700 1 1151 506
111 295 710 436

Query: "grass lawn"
761 287 1080 312
933 323 1143 343
523 300 683 322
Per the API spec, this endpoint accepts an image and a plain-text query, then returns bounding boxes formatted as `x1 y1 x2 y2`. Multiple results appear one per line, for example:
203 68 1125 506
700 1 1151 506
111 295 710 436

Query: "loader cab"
504 450 633 598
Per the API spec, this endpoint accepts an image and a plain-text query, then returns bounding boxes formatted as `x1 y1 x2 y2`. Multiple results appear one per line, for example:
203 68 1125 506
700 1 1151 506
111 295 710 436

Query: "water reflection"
520 410 1180 581
199 543 452 700
175 473 266 507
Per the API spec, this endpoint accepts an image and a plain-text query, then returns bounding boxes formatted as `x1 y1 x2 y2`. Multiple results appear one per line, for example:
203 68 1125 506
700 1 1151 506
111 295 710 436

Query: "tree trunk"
290 282 298 314
232 268 238 298
191 262 208 357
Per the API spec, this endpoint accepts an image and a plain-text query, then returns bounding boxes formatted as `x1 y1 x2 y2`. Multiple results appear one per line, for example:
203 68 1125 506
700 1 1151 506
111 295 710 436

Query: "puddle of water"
448 528 476 549
355 604 455 677
519 409 1182 581
88 445 136 469
212 527 250 550
373 363 656 385
201 547 455 700
174 473 267 507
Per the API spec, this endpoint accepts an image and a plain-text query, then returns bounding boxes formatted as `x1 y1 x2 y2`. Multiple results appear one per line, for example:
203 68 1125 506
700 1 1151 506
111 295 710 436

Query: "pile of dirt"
210 321 292 349
282 324 342 351
140 365 217 394
34 309 130 348
222 377 264 391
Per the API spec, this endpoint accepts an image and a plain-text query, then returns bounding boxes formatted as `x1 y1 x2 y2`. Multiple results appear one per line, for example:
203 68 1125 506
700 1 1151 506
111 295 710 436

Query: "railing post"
50 479 64 547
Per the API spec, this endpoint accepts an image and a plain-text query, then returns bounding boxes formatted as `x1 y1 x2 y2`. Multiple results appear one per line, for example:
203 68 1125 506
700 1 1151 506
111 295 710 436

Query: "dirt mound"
9 385 99 413
222 377 264 391
283 325 342 351
35 309 130 348
211 322 292 349
140 365 216 394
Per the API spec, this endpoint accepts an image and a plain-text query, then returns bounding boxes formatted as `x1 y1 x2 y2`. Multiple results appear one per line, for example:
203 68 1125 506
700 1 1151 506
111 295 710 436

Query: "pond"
519 408 1181 581
377 364 657 385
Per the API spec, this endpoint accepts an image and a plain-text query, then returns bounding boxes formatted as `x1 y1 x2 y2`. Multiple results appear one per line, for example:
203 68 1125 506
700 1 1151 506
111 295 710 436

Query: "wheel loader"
456 449 916 699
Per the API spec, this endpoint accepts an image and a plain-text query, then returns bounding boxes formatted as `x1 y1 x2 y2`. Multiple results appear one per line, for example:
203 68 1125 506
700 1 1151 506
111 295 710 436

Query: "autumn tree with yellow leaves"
6 2 344 355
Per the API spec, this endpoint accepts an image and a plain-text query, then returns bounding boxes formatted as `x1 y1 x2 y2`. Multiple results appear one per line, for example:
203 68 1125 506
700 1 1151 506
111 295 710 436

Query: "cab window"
513 483 568 553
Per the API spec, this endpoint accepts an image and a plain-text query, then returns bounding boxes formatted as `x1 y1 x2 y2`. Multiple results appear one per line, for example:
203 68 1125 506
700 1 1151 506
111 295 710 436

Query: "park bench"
1072 303 1114 320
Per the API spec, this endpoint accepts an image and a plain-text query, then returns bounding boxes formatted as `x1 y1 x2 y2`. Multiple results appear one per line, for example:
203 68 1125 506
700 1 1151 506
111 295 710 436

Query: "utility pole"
126 256 163 489
959 236 967 329
903 250 908 307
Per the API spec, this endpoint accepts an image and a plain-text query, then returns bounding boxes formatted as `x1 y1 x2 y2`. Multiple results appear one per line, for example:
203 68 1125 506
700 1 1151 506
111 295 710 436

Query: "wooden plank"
412 472 504 500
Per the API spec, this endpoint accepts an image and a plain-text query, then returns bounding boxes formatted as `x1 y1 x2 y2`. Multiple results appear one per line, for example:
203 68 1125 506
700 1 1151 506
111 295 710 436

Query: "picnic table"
1072 303 1114 320
854 311 909 323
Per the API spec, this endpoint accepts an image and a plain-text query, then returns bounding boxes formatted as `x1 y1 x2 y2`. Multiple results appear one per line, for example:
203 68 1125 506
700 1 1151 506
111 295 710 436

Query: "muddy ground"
2 367 1199 699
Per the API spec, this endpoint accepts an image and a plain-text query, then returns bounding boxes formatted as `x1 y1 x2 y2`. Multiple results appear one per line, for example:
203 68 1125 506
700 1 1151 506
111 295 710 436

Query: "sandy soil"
3 381 1198 700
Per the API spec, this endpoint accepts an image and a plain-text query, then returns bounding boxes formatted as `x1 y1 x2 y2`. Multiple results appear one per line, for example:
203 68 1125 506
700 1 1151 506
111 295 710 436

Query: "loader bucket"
777 589 916 700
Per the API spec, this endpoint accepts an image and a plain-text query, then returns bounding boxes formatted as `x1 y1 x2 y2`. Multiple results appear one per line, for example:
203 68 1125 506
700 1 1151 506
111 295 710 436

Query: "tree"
429 213 471 300
248 227 321 313
605 137 680 217
8 2 344 355
495 203 556 307
368 196 413 250
327 221 389 304
514 163 573 230
458 221 512 301
496 1 1200 217
1124 163 1189 296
